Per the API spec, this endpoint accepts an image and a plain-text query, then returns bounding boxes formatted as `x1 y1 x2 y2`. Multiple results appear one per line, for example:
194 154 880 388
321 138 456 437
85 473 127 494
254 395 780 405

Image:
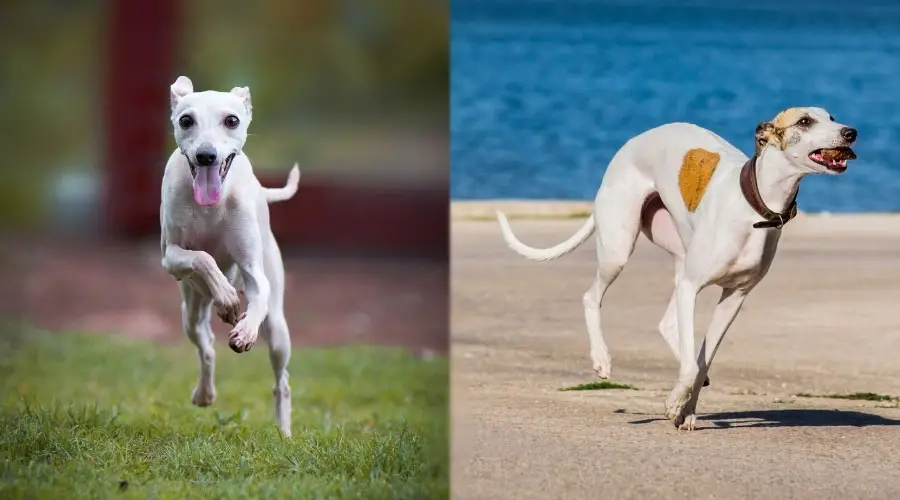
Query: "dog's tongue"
193 166 222 206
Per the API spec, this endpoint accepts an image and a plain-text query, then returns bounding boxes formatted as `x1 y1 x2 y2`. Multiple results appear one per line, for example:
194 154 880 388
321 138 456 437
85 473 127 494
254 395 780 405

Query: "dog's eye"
829 115 835 122
178 115 194 129
797 116 813 127
224 115 240 129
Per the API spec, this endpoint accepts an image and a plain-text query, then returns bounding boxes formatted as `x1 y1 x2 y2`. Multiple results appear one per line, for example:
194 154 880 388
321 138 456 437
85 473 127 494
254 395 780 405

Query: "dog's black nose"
197 146 216 167
841 127 858 143
195 147 217 167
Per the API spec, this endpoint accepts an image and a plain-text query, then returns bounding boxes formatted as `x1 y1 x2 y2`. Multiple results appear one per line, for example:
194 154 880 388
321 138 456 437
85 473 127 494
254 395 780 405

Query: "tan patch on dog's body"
679 148 721 212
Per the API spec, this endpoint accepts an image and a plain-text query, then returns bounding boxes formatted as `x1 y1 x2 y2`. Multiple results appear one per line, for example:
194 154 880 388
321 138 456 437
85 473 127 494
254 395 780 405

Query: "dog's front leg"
676 288 747 429
665 278 701 427
227 262 269 353
161 244 242 324
698 288 747 379
225 234 270 353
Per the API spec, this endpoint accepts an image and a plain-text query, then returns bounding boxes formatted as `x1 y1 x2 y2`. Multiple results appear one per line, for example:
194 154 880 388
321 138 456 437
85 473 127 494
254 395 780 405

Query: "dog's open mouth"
190 153 237 206
809 147 856 172
188 153 236 180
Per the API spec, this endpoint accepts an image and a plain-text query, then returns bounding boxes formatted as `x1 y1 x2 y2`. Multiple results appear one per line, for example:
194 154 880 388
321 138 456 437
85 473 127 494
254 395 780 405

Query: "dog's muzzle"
809 127 858 173
809 147 856 173
184 151 237 180
184 151 238 206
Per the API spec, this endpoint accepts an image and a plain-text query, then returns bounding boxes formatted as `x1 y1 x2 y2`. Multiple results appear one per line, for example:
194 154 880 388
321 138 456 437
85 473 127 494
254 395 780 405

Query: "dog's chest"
717 231 779 289
165 208 231 260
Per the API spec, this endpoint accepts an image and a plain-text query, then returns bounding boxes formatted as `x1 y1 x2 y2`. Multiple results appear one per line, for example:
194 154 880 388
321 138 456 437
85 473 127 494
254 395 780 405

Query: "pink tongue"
192 166 222 206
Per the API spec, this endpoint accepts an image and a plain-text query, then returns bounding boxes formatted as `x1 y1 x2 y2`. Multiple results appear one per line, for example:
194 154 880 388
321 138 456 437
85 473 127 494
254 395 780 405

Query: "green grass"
560 381 638 391
0 327 448 499
794 392 898 402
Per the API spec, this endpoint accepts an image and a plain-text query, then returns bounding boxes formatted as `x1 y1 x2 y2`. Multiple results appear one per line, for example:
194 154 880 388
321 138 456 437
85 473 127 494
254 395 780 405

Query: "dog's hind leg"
259 237 292 437
583 178 648 379
180 281 217 407
261 310 292 437
639 193 684 259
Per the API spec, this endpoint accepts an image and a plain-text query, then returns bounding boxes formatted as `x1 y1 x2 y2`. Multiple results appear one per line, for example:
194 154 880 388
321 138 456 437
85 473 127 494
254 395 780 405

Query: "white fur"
496 107 857 430
160 76 300 437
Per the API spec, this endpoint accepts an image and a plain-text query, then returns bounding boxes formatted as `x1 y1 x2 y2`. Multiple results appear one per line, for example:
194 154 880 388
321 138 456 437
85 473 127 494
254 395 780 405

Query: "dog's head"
169 76 253 206
754 107 858 175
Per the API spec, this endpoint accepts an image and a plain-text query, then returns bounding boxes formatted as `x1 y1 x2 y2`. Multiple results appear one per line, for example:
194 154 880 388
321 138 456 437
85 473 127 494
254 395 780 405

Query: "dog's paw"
213 285 242 326
191 385 216 407
228 313 257 353
676 412 697 431
593 365 611 380
664 383 692 420
675 398 699 431
665 384 700 431
591 349 612 379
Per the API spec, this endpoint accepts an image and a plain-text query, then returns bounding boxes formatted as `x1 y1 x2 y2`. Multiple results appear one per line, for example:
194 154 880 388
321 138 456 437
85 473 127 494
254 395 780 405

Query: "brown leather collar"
739 155 799 229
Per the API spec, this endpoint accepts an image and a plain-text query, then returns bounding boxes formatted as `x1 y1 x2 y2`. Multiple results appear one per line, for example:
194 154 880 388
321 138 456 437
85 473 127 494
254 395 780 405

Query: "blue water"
451 0 900 212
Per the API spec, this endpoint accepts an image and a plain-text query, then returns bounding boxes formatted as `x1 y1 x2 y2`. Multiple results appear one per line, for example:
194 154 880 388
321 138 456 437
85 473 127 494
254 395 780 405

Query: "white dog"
159 76 301 437
496 107 857 430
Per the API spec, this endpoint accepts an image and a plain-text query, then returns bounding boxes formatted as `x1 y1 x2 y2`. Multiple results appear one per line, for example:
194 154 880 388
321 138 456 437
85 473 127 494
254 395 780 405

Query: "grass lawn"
0 326 448 499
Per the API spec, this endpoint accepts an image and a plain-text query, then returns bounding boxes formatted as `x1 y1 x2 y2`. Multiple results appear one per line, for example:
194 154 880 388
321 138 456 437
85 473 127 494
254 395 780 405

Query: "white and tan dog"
496 107 858 430
160 76 301 437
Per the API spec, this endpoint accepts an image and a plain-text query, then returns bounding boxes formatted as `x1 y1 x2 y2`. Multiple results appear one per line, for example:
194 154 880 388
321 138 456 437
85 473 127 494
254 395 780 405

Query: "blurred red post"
104 0 180 238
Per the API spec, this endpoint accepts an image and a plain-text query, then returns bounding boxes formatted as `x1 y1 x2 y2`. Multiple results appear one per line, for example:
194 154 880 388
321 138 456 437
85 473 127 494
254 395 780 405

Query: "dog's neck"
752 146 805 215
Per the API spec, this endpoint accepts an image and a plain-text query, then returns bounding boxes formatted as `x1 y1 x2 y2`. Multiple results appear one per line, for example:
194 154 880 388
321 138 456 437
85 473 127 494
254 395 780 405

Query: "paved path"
452 216 900 499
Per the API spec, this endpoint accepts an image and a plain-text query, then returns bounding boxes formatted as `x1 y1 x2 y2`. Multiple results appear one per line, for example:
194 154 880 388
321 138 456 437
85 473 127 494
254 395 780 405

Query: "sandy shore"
451 212 900 499
451 199 900 228
451 200 594 220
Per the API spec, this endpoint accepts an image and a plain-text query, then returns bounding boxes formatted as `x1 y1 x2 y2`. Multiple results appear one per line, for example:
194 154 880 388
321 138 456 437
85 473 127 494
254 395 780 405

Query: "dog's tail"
496 210 595 262
264 164 301 203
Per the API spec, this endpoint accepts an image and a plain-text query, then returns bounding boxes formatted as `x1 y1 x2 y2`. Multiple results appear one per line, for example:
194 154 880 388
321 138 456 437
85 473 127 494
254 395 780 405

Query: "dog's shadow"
627 408 900 429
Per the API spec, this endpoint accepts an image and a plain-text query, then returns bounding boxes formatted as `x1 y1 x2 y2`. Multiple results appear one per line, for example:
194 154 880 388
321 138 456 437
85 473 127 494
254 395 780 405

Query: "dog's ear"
754 121 775 155
230 86 252 120
170 76 193 111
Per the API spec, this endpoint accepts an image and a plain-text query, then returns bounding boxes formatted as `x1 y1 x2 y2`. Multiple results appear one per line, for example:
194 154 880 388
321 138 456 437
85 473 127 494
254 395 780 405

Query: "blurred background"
452 0 900 213
0 0 448 354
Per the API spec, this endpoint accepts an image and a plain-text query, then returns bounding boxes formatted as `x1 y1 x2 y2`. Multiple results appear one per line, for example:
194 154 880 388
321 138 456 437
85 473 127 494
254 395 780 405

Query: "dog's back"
607 122 746 186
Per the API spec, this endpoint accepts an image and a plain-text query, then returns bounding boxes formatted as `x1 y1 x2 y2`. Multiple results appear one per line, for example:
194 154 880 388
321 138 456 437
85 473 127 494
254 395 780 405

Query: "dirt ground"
452 216 900 500
1 237 447 355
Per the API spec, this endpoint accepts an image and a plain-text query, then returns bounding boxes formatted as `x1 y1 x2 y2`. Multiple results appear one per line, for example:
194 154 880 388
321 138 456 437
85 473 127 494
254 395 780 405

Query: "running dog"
496 107 857 430
160 76 301 437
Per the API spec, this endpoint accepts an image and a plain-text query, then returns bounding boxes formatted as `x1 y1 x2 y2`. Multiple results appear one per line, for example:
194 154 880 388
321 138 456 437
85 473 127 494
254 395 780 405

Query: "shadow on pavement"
628 408 900 429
